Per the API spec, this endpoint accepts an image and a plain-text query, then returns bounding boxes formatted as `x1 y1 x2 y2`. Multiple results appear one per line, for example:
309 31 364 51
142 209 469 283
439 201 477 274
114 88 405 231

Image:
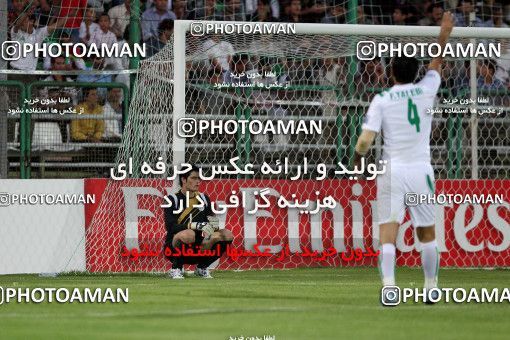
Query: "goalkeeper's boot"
424 287 440 305
169 268 185 279
194 267 213 279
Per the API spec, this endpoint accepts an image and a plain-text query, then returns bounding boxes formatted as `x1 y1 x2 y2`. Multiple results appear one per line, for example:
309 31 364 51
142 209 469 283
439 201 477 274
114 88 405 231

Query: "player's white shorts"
377 162 435 227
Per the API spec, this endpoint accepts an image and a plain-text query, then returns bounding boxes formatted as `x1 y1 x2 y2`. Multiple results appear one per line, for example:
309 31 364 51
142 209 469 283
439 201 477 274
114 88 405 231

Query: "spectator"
208 66 224 86
187 0 220 20
141 0 176 41
248 55 290 151
429 3 445 26
102 88 124 141
281 0 302 23
146 0 173 11
80 6 100 45
71 88 105 142
172 0 187 19
357 5 376 24
454 0 485 27
223 53 252 86
58 0 88 42
223 0 246 21
392 6 408 25
405 5 419 25
38 56 78 143
202 34 235 72
319 57 343 117
8 0 27 28
477 59 506 91
418 3 435 26
494 42 510 85
196 67 226 125
44 31 87 70
88 13 118 49
246 0 280 21
493 3 509 28
145 19 174 58
30 88 67 148
37 0 53 26
356 58 388 101
479 4 495 26
111 28 132 89
40 56 78 106
77 56 113 101
109 0 131 39
9 11 68 75
86 0 105 12
415 0 433 18
317 56 344 161
476 58 509 108
440 60 469 96
321 2 346 24
300 0 328 23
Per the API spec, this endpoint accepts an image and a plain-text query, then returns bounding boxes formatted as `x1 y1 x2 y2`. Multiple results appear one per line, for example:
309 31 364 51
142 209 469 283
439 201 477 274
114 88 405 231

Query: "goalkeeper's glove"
189 222 218 239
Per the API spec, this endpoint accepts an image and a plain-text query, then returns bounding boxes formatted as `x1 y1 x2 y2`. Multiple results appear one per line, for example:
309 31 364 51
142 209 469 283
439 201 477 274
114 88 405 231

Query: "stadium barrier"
1 81 129 179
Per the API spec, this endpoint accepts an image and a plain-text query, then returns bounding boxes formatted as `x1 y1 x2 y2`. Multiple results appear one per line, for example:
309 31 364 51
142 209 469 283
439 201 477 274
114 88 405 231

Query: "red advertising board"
84 179 510 271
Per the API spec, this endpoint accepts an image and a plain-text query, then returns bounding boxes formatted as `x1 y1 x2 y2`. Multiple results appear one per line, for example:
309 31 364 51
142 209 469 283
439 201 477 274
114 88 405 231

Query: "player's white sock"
421 240 439 289
379 243 396 286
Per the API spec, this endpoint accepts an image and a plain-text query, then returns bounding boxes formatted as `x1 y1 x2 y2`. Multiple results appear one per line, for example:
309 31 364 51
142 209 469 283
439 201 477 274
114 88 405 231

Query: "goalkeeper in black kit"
163 165 234 279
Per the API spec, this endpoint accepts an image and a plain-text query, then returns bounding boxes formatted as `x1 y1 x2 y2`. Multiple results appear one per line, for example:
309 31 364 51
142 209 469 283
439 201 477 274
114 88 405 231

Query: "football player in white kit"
353 12 454 302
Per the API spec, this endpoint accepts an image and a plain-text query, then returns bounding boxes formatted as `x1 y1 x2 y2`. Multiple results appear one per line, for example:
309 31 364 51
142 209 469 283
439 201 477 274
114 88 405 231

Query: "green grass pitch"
1 268 509 340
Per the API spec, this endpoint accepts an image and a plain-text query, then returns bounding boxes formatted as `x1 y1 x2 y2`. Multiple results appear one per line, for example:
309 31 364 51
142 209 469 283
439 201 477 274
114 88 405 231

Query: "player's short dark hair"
390 57 419 84
99 13 110 20
179 164 200 186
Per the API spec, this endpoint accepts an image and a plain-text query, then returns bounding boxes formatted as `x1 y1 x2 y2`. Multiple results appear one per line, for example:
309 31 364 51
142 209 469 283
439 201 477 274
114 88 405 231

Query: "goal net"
80 21 510 273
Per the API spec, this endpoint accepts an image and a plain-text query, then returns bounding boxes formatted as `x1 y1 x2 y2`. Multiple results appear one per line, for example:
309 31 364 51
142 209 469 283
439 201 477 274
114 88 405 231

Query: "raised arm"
428 11 454 74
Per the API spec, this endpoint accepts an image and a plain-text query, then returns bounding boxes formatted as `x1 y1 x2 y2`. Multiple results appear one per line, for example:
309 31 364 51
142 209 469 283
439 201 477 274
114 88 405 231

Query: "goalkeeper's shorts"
377 162 435 227
164 230 205 264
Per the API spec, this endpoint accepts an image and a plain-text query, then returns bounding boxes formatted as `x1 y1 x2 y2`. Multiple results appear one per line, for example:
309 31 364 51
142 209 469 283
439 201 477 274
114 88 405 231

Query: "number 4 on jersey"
407 98 420 132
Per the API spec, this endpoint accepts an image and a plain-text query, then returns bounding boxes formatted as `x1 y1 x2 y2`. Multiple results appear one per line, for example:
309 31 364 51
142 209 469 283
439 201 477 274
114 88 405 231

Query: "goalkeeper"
163 165 234 279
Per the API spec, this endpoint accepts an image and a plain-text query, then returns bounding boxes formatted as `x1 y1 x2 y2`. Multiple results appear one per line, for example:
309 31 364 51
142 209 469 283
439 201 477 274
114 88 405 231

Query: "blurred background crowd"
1 0 509 179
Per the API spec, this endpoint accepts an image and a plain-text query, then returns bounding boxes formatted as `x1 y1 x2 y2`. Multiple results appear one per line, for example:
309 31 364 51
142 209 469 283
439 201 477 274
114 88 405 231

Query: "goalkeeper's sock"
170 240 184 270
379 243 396 286
421 240 439 289
197 240 231 269
171 257 184 270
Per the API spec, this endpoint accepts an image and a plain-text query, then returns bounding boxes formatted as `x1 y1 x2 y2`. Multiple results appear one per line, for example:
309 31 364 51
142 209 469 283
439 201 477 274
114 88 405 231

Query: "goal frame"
171 20 510 181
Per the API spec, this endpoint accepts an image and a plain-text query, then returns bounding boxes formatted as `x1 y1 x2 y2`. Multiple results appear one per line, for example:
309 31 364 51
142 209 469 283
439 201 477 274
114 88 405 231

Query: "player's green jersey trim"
426 174 435 193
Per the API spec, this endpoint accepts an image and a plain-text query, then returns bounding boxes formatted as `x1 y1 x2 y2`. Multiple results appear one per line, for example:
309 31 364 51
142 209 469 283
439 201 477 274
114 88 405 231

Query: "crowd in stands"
4 0 510 172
